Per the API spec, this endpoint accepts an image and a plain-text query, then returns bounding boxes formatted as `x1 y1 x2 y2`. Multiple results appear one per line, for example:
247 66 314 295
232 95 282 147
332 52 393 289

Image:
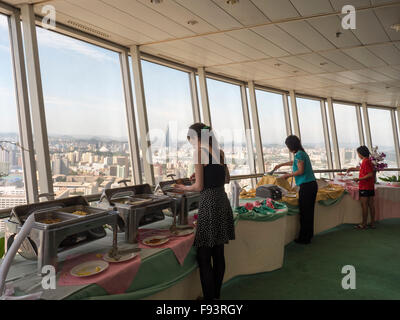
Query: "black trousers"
196 245 225 300
298 180 318 242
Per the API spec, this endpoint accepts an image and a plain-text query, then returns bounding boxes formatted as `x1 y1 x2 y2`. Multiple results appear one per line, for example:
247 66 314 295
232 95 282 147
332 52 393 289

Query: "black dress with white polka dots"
194 153 235 248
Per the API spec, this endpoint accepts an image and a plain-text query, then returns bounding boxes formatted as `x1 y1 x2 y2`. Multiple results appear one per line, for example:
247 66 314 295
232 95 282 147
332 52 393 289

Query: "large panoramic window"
141 60 194 184
37 27 132 197
368 108 397 171
333 103 360 168
207 78 250 176
296 97 328 174
255 90 289 172
0 14 27 210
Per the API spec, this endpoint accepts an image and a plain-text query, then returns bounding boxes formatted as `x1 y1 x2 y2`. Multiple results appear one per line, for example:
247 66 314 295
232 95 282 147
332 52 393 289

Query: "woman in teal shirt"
274 135 318 244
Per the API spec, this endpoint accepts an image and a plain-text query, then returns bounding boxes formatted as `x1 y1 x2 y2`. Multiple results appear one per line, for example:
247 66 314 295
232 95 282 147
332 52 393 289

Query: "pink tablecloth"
138 228 195 266
58 252 141 295
343 183 400 221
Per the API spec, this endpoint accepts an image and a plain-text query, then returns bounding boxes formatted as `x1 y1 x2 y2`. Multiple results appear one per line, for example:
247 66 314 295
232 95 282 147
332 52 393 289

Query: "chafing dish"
159 178 200 226
98 184 173 244
5 196 118 272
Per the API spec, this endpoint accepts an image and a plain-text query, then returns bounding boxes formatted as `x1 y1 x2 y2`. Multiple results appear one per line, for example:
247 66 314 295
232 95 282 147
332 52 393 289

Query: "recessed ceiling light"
226 0 239 4
390 23 400 32
187 20 198 25
150 0 163 4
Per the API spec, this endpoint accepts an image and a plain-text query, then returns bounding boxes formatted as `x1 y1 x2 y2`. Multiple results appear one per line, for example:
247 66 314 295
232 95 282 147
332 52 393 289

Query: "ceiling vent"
67 20 111 39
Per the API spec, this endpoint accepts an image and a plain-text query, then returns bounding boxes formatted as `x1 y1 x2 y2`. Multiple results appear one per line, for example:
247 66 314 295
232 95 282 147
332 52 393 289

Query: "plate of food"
103 252 136 263
142 235 169 247
70 260 109 277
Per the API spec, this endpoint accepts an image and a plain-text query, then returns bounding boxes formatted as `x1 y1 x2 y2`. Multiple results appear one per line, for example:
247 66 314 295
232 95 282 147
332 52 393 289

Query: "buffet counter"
2 184 400 300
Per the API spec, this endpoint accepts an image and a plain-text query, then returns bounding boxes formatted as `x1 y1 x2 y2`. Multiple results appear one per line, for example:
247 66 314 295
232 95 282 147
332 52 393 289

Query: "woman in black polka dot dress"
175 123 235 300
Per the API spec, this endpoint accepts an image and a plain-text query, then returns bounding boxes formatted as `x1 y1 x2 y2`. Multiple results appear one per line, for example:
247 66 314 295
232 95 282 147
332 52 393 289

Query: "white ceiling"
5 0 400 107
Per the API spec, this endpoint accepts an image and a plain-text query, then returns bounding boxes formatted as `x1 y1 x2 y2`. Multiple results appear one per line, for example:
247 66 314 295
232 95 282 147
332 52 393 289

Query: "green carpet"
221 219 400 300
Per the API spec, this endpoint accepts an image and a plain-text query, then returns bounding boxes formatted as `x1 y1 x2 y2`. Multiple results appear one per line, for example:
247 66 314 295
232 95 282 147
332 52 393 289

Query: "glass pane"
37 27 132 197
142 60 194 185
368 108 397 174
296 97 328 177
255 90 289 172
207 78 250 176
0 14 27 210
333 103 360 168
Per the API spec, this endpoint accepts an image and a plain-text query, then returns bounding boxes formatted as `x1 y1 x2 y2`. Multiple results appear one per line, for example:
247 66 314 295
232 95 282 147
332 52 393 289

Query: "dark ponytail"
285 135 305 153
187 123 222 164
357 146 370 158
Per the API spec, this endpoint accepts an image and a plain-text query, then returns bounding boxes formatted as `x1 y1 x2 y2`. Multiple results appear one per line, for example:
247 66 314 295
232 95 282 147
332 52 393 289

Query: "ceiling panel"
35 9 136 46
350 9 390 44
374 5 400 41
261 58 310 76
319 50 366 70
372 66 400 80
351 68 394 82
35 0 155 43
256 60 303 78
252 25 311 54
342 47 387 67
227 29 289 57
136 0 218 34
142 40 233 66
336 70 374 82
277 56 326 74
329 0 371 11
289 0 334 16
249 0 300 21
211 0 270 26
368 43 400 65
299 53 345 72
173 0 242 30
206 33 268 60
277 21 336 51
209 61 292 80
371 0 400 5
307 15 362 48
67 0 190 40
183 37 250 62
318 72 359 85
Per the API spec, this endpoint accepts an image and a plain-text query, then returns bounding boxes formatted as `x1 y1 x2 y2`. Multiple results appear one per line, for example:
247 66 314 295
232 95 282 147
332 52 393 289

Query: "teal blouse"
293 150 316 186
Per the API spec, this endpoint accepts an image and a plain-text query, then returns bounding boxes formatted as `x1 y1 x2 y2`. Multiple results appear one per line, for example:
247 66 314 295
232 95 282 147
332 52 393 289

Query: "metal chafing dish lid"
10 196 89 225
100 184 170 207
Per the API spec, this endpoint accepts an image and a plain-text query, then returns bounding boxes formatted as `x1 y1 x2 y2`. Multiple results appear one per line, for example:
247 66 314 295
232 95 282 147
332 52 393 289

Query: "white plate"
70 260 109 277
142 235 169 247
103 252 136 263
173 228 194 237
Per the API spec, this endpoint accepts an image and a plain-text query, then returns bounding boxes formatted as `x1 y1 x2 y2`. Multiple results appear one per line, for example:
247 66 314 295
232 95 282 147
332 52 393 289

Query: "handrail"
0 168 399 219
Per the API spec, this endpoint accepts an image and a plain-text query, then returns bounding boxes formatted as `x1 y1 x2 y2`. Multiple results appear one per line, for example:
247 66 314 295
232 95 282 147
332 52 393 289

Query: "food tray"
33 211 79 229
55 205 109 221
